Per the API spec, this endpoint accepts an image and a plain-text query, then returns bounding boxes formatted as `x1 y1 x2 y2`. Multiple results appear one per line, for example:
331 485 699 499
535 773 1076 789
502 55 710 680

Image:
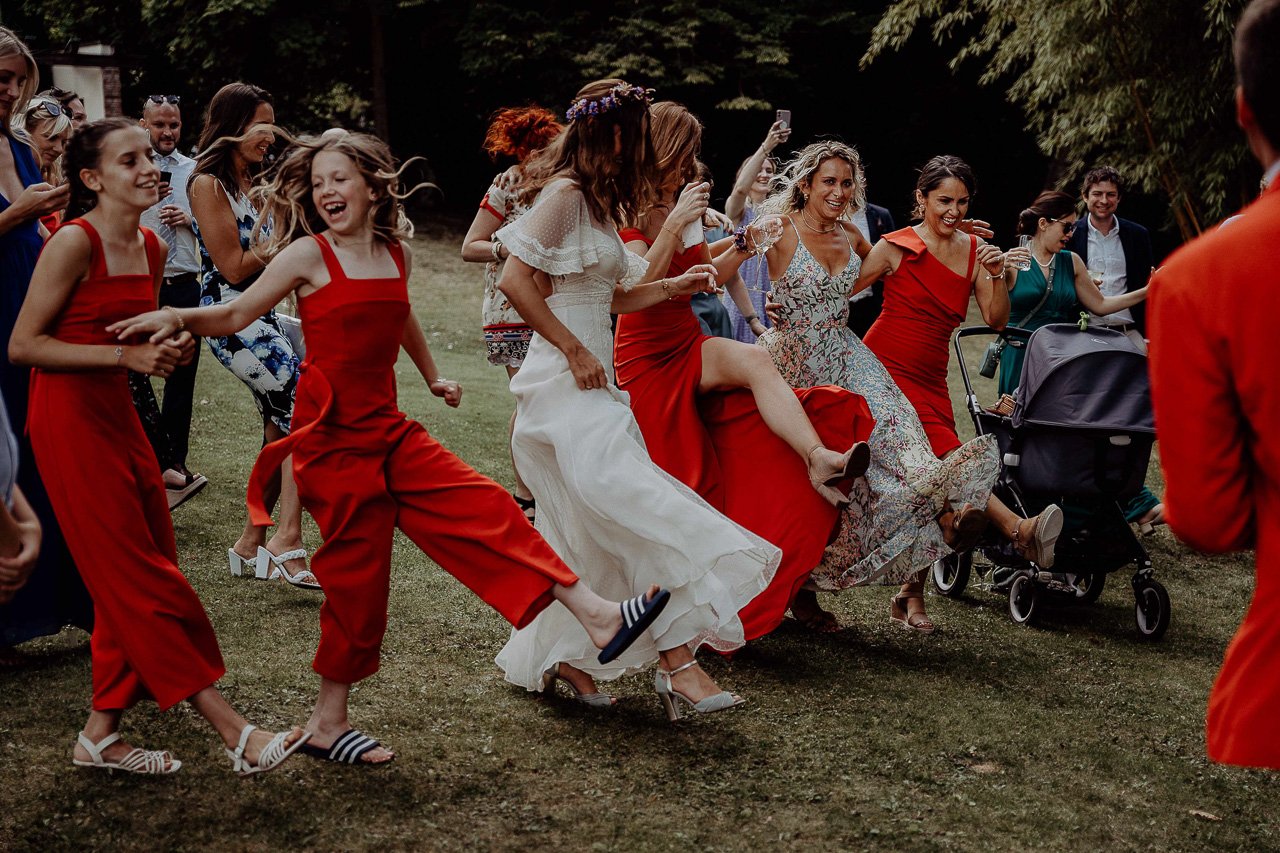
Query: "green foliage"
864 0 1251 236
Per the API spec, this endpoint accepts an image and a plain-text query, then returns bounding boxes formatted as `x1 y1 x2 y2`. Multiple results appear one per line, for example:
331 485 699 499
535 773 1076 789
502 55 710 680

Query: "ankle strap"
659 660 701 677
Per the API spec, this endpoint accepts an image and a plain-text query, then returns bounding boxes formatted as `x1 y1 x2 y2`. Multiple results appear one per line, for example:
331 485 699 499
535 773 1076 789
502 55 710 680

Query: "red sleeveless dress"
28 219 225 711
614 231 875 640
247 234 578 685
863 228 976 457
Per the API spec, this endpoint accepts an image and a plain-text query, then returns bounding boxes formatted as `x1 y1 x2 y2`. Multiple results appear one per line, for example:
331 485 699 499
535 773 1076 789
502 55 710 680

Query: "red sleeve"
618 227 650 245
1148 267 1255 552
478 194 504 221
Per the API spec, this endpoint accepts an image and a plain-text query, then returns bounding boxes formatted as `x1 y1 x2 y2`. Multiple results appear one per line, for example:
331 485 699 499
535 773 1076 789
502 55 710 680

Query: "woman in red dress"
614 102 876 637
858 156 1063 628
10 118 308 776
113 130 670 763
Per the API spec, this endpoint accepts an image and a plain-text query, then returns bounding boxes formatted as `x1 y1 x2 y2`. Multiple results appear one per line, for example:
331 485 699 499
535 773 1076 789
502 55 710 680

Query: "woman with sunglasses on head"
998 191 1159 529
0 27 89 666
189 82 314 590
13 95 72 231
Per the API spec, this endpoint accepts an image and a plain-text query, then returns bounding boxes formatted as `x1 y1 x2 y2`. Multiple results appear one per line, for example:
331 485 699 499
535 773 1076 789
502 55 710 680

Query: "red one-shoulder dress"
28 219 225 711
248 234 579 685
614 231 875 640
863 227 976 458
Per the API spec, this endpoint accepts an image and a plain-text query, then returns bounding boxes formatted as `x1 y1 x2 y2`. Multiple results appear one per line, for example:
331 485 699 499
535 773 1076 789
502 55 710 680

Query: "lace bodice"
773 232 862 330
496 178 647 310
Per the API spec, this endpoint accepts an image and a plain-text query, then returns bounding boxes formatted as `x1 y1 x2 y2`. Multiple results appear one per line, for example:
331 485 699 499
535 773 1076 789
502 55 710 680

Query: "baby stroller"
932 323 1171 640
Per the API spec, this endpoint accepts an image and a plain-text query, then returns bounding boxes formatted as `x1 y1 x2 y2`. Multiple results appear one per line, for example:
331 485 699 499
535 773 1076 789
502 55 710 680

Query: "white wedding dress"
494 179 780 690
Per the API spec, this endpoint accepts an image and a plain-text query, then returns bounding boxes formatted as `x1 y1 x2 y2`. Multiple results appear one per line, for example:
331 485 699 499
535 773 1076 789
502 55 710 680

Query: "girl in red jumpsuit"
111 130 668 765
10 118 308 776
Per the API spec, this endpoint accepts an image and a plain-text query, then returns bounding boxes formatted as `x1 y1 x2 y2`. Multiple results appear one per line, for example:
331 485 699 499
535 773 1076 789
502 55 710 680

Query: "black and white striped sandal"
596 588 671 664
299 729 390 765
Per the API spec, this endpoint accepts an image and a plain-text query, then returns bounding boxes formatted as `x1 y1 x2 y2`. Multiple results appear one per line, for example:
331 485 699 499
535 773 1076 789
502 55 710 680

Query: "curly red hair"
483 106 563 164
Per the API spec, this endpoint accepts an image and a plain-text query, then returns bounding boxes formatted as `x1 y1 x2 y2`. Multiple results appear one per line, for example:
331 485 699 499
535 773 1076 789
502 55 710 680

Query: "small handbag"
275 311 306 360
978 257 1057 378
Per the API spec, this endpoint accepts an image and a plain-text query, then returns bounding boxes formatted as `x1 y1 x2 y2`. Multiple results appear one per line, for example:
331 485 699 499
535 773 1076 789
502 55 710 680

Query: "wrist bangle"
988 269 1006 280
490 237 504 261
744 314 760 323
162 305 185 331
114 345 124 365
660 224 681 240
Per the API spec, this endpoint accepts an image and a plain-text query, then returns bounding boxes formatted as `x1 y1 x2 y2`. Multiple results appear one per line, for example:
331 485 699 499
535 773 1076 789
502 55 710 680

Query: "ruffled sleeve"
619 249 649 292
496 179 603 275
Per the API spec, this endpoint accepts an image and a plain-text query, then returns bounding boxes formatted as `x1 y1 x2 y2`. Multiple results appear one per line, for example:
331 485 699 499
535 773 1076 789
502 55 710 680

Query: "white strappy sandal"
226 724 311 777
256 547 321 590
72 731 181 775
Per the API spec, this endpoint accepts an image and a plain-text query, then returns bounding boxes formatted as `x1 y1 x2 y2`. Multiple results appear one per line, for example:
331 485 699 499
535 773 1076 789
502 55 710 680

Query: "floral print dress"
479 179 534 367
758 225 1000 588
193 182 298 433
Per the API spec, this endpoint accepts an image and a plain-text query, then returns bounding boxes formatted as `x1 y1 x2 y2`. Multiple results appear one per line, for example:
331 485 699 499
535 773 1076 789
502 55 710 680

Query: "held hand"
761 120 791 153
669 182 711 229
567 344 609 391
158 181 172 200
703 208 733 232
428 377 463 408
1003 246 1031 271
12 183 70 219
669 264 719 297
120 341 183 377
975 243 1005 275
746 214 784 249
170 331 197 365
958 219 994 239
107 310 179 344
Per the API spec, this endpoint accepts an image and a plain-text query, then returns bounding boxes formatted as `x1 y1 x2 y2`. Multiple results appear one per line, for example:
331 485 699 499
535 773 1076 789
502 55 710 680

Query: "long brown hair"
252 129 422 258
191 82 274 196
63 117 140 220
519 78 656 227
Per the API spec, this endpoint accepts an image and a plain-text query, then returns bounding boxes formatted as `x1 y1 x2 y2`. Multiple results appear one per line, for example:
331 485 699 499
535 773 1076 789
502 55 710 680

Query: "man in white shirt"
1066 166 1155 353
134 95 207 509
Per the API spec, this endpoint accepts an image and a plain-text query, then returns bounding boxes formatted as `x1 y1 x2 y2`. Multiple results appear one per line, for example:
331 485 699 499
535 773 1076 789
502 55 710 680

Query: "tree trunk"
370 1 390 140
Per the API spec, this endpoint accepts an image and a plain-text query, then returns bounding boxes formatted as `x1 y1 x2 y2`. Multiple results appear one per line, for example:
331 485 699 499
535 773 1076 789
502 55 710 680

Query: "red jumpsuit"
28 220 225 711
248 234 578 685
614 232 875 640
863 228 976 457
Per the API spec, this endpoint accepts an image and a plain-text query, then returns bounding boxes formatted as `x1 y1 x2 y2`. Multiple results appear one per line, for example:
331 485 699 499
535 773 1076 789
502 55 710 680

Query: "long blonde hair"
0 27 39 136
519 78 657 227
12 98 73 182
759 141 866 219
252 129 425 259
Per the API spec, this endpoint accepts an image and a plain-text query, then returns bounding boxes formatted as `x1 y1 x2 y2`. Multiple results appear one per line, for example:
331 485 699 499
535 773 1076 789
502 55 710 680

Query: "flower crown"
565 84 653 123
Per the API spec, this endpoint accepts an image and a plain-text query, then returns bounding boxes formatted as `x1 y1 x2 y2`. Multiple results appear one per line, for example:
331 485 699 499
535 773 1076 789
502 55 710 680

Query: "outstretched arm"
399 246 462 407
1069 253 1148 315
725 121 789 223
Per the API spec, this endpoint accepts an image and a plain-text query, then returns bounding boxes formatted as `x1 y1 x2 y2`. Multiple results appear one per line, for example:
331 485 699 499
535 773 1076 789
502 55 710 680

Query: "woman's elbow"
6 337 31 366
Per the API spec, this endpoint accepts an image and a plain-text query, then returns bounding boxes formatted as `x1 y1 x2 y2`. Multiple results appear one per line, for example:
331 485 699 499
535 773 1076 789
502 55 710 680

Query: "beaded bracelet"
731 226 750 253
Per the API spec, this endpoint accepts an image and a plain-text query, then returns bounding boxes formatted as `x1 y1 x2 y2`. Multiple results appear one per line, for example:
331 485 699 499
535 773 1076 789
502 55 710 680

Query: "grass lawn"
1 225 1277 852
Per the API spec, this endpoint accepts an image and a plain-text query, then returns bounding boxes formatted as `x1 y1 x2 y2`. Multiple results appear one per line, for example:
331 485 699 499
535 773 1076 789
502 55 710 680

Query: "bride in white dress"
491 80 839 720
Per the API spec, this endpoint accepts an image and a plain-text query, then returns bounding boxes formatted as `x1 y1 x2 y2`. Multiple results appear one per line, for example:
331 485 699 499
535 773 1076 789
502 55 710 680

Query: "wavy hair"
759 140 866 219
483 106 563 165
0 27 39 134
63 117 141 221
191 82 274 196
1015 190 1077 236
648 100 702 188
251 129 428 259
519 78 657 227
911 155 976 220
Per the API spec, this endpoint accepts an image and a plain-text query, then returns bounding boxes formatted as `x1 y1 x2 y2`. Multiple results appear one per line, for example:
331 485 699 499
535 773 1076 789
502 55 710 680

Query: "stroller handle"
952 326 1034 422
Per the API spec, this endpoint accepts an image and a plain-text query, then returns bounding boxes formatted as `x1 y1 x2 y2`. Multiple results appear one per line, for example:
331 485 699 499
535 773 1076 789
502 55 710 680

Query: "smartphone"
775 109 791 129
159 170 172 184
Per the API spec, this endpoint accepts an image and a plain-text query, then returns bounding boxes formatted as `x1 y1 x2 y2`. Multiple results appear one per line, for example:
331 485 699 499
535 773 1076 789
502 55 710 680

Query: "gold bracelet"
660 279 675 299
162 305 185 331
660 224 681 240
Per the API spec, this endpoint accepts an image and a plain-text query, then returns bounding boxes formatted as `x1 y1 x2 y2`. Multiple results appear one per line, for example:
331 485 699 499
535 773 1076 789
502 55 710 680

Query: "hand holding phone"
775 109 791 129
158 170 173 200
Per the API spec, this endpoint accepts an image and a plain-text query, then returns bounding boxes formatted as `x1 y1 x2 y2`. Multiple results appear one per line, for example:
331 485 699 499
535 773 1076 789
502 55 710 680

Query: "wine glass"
1014 235 1034 271
1088 268 1104 289
752 215 784 257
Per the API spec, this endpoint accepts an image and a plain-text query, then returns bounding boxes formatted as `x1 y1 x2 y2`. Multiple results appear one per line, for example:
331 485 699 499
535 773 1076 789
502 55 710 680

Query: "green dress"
996 250 1079 397
996 249 1159 522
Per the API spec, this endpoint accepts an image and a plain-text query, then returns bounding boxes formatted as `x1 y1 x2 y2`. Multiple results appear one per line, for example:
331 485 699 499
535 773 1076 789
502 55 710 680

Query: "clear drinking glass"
1015 235 1034 271
753 215 784 257
1088 268 1105 289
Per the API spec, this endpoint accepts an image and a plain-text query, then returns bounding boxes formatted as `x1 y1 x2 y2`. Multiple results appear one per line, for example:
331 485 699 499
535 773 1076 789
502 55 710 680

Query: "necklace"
1033 248 1054 270
799 209 837 234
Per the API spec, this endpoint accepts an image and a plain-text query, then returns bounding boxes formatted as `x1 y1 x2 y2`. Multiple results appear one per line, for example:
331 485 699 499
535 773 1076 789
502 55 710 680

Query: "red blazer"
1148 178 1280 769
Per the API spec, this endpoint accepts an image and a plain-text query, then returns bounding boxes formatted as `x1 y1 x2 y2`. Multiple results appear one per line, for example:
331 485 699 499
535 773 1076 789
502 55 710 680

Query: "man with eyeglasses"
1065 165 1155 352
136 94 207 510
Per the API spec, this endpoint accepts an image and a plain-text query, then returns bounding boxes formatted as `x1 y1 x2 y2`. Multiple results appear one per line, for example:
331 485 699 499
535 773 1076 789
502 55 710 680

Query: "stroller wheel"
1007 572 1038 626
1049 571 1105 605
932 551 972 598
1133 579 1171 641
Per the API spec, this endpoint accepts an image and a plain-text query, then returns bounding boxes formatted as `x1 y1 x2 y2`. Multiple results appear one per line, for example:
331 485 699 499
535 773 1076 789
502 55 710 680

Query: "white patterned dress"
758 228 1000 588
479 179 534 367
493 179 780 690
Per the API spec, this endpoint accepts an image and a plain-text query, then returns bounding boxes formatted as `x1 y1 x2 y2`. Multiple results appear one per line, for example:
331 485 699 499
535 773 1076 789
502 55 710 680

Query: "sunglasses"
1048 217 1077 234
29 99 62 117
146 95 181 105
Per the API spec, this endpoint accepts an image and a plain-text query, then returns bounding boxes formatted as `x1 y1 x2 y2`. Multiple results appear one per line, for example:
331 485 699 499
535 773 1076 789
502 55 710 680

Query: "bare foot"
789 589 841 633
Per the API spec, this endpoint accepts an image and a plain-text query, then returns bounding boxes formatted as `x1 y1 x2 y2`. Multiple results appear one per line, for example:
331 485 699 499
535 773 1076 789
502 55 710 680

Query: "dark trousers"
129 274 202 472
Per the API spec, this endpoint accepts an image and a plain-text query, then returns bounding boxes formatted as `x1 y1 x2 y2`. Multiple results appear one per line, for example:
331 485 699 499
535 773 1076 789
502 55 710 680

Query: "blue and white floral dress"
193 182 298 433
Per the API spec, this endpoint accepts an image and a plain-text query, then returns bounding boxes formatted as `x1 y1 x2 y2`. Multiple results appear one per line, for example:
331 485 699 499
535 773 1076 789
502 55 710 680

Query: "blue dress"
723 206 773 343
0 135 93 646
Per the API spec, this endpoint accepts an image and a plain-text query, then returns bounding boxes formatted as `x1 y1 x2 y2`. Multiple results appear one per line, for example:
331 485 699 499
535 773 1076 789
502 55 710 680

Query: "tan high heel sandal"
1011 504 1064 568
889 585 937 635
806 442 871 506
